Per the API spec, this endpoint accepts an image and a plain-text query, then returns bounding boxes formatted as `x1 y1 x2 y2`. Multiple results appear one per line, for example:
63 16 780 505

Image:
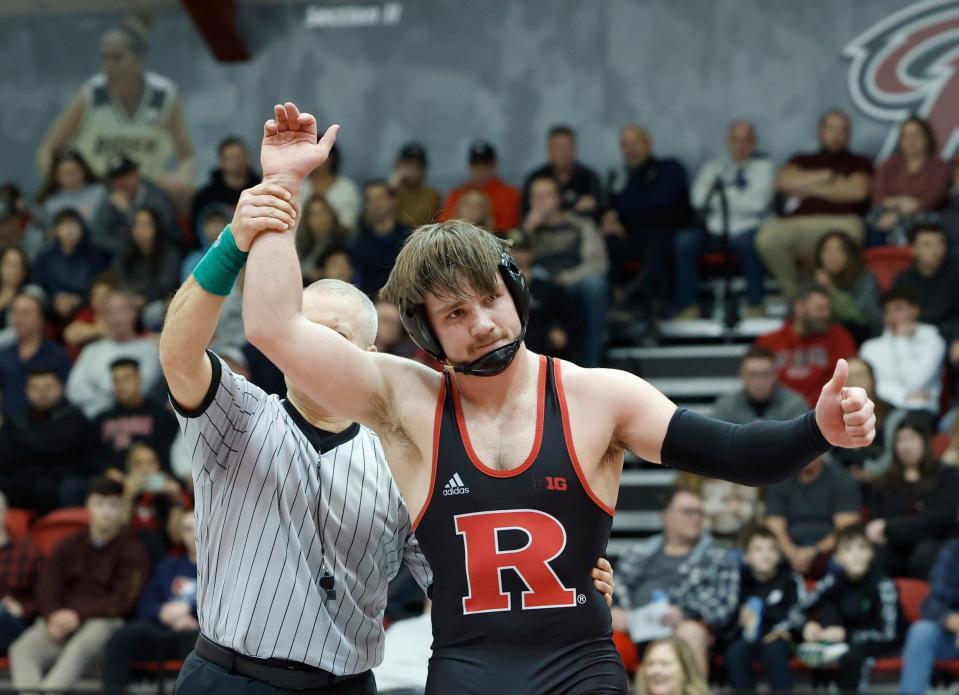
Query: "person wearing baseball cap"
89 153 179 255
440 139 520 232
391 142 442 227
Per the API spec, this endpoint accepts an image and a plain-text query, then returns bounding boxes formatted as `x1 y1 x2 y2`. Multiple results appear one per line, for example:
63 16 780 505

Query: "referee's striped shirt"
172 351 432 675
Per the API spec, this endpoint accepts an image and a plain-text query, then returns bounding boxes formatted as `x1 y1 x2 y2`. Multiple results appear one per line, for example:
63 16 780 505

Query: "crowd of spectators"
2 16 959 694
611 332 959 692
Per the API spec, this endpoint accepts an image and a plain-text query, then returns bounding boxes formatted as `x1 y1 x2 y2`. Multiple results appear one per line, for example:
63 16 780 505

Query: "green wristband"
192 224 248 296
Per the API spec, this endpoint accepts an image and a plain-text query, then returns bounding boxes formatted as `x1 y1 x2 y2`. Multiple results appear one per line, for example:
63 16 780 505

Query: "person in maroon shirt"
756 110 873 300
754 285 857 406
8 476 149 692
0 491 40 652
867 116 951 247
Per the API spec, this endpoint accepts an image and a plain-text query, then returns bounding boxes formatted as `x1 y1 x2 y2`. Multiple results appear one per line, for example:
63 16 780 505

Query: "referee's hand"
232 182 299 252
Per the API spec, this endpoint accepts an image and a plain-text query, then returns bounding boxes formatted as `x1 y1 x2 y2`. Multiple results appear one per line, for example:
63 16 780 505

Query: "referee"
159 183 431 694
159 184 618 693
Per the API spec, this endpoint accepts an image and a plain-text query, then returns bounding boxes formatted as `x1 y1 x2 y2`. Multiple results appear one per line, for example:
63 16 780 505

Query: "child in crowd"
767 524 903 693
722 527 804 693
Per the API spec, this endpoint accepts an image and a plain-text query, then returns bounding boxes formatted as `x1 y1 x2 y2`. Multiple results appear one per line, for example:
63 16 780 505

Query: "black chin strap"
451 330 527 377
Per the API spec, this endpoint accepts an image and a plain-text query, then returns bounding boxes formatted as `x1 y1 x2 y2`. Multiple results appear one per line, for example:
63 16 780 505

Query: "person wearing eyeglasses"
612 487 739 681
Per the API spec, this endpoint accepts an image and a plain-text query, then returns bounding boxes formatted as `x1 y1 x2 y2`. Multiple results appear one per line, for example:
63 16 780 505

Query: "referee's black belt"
195 633 366 690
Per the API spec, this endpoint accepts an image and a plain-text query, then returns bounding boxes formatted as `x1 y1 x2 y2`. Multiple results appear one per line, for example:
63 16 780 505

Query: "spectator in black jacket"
351 181 409 297
893 223 959 339
602 124 689 319
865 413 959 578
521 125 602 218
0 368 90 512
723 527 804 694
768 524 903 694
93 357 178 473
189 136 257 235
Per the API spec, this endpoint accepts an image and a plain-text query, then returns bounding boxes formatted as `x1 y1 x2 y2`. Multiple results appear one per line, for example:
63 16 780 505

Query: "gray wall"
0 0 938 194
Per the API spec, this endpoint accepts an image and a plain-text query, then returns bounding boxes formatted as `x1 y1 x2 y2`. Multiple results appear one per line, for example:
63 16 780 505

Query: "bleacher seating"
863 246 913 291
30 507 89 556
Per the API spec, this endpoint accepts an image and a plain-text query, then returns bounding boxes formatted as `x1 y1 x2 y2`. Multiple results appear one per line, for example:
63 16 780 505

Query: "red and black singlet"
412 355 627 695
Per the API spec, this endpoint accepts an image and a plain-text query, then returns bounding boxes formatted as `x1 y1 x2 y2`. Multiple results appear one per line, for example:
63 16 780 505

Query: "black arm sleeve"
660 409 831 487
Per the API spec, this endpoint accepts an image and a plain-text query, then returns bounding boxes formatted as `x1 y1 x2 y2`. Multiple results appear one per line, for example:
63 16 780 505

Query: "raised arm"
159 182 297 409
244 217 401 427
606 359 875 486
243 103 433 433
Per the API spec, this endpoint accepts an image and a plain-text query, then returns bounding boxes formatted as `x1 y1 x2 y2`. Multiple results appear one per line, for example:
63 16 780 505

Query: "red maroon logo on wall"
844 0 959 160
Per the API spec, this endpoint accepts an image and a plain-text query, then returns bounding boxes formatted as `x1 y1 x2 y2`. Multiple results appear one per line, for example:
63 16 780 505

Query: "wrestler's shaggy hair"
380 219 509 310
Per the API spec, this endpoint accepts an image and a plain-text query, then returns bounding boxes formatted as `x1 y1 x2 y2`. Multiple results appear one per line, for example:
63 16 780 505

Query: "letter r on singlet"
454 509 577 614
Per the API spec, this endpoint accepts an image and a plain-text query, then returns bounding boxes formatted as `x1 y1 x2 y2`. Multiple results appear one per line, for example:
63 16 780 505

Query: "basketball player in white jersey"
36 16 195 199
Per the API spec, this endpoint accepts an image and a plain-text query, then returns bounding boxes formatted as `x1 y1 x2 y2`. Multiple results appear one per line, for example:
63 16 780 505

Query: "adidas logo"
442 473 470 496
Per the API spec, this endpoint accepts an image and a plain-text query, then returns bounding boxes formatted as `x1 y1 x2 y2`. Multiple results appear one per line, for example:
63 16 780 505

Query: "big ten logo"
532 476 568 491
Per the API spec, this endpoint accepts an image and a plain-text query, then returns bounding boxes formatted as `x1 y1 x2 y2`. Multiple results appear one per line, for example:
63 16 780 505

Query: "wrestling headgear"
399 251 530 377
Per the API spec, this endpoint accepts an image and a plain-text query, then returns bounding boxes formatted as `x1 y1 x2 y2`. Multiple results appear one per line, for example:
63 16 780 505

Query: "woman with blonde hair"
635 637 711 695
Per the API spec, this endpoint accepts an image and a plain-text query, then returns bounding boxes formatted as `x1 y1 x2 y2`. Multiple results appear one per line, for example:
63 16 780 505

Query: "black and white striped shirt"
172 351 432 674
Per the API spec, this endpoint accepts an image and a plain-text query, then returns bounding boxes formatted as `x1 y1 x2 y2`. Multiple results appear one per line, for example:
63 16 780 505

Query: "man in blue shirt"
601 125 689 321
0 293 71 418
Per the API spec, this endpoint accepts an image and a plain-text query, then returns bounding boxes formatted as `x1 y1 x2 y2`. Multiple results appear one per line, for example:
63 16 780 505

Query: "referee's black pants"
174 651 378 694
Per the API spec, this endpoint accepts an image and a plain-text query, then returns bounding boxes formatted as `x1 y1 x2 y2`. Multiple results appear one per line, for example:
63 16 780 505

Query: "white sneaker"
797 641 849 668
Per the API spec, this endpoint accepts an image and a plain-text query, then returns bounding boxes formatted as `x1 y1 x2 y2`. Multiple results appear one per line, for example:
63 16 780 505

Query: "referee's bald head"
303 279 378 349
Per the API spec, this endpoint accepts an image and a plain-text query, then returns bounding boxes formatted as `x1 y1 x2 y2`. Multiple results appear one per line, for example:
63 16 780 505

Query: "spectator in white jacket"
860 286 945 419
66 291 160 417
674 120 775 319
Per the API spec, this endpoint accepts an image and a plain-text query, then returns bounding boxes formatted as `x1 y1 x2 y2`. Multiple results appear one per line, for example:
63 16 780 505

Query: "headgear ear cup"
399 251 531 373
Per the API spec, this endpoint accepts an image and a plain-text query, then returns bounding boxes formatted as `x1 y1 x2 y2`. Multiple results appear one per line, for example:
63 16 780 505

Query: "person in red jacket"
440 141 520 232
8 476 150 691
754 285 857 406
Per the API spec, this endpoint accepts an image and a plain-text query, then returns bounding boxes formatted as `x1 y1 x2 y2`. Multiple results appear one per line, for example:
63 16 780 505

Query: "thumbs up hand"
815 359 876 448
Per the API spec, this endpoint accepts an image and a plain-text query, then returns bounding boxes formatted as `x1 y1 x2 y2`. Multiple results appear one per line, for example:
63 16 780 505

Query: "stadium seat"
863 246 912 291
897 578 930 623
612 630 639 674
5 508 33 540
31 507 90 555
933 432 951 459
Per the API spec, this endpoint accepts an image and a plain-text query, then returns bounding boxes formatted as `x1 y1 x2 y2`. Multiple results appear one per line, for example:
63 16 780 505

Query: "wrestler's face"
424 275 522 367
